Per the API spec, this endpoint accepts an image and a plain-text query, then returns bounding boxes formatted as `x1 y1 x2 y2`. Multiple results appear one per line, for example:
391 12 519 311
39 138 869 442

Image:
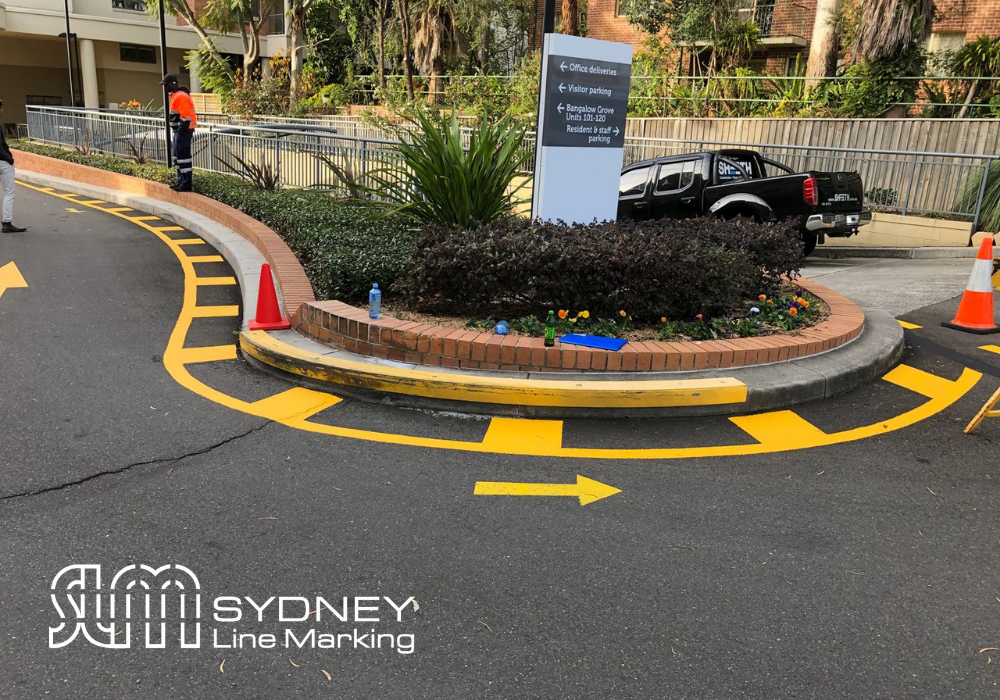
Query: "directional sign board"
531 34 633 224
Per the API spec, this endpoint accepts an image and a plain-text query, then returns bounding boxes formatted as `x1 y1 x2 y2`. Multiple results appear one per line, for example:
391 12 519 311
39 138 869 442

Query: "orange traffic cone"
943 237 1000 334
248 263 291 331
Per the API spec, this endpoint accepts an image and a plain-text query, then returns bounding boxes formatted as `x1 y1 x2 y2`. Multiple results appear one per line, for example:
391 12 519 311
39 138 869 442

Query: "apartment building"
531 0 1000 75
0 0 290 124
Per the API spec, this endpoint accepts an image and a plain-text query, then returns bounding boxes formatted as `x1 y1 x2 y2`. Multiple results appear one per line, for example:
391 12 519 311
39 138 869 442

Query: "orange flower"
619 310 627 317
660 317 667 323
802 301 810 308
695 314 703 320
767 299 774 306
558 309 568 319
758 294 767 301
789 307 798 316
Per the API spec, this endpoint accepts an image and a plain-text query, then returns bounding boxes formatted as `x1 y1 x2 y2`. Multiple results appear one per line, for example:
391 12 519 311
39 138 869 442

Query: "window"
655 160 697 193
619 167 650 197
925 32 967 75
112 0 147 10
615 0 627 17
120 44 157 64
26 95 63 106
717 159 753 183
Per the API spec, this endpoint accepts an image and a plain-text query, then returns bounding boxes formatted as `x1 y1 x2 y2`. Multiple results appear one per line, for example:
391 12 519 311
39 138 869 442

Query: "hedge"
398 216 804 321
12 141 414 303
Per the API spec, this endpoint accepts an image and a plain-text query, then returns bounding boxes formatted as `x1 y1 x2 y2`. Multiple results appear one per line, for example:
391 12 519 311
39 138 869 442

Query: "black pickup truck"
618 149 871 255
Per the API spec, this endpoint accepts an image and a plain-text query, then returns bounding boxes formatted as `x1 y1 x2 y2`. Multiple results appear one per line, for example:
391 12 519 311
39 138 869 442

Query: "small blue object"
558 333 628 351
369 283 381 319
494 320 509 335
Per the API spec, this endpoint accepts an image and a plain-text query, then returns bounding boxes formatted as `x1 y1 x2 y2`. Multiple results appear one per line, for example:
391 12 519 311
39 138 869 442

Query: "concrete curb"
21 170 905 418
814 246 998 259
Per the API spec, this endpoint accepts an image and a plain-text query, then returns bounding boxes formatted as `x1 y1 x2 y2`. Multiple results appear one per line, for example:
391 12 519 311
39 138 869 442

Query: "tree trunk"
395 0 415 100
289 3 308 107
560 0 578 35
376 2 388 89
806 0 840 87
957 80 980 119
427 56 446 105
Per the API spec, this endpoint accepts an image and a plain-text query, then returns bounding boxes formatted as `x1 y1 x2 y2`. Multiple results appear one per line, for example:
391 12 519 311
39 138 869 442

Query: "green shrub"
303 83 351 110
443 75 513 119
398 216 803 321
959 159 1000 234
13 140 414 303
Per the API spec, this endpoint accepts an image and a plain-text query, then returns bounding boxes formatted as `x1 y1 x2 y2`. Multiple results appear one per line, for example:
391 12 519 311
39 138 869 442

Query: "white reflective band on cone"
967 258 995 293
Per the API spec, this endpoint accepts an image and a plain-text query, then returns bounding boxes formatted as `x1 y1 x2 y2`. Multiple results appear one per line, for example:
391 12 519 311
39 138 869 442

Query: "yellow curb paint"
102 207 134 214
730 411 829 448
482 418 563 454
191 305 240 318
155 227 186 232
187 255 225 264
78 199 107 205
173 238 208 246
132 216 162 222
249 387 342 422
882 364 960 399
980 345 1000 356
897 320 922 329
195 276 237 286
0 261 29 300
474 475 620 506
22 181 984 461
177 345 238 364
239 330 749 409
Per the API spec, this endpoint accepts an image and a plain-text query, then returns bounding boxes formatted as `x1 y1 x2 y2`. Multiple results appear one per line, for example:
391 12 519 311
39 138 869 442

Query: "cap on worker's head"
159 74 178 86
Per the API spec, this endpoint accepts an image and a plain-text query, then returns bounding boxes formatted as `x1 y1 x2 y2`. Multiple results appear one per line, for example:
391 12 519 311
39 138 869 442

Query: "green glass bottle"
544 310 556 347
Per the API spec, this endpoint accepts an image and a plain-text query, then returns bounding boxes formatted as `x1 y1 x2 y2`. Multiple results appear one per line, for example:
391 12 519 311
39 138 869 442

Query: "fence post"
901 153 919 216
972 157 992 234
208 128 214 173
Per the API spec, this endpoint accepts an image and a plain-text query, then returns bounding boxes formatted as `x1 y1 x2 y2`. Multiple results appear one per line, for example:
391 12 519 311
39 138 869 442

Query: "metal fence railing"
25 106 997 227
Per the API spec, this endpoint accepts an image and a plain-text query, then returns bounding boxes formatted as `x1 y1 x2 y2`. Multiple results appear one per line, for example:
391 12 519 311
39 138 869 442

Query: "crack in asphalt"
0 421 272 502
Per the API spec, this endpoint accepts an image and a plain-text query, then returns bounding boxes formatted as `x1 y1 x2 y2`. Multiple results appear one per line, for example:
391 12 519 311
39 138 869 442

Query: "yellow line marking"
22 181 983 460
131 216 162 222
474 475 620 506
0 261 29 300
191 305 240 318
730 411 829 448
980 345 1000 356
882 364 960 399
249 387 342 422
898 320 922 329
102 207 134 214
240 330 748 409
173 238 207 246
155 226 186 232
177 345 238 364
195 276 237 286
482 418 563 453
187 255 225 264
78 199 107 205
65 207 85 213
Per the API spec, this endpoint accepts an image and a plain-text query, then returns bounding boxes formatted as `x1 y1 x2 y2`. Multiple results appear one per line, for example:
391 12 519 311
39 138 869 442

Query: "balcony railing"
738 2 809 43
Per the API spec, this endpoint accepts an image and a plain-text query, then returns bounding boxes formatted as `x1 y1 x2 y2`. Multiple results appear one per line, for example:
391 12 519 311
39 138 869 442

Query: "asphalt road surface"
3 184 1000 699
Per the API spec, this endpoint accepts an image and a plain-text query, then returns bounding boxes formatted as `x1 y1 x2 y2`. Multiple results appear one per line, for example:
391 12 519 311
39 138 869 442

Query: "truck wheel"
802 234 818 257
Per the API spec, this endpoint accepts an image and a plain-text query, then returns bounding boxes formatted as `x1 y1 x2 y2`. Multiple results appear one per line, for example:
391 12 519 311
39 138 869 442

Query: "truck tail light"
803 177 818 206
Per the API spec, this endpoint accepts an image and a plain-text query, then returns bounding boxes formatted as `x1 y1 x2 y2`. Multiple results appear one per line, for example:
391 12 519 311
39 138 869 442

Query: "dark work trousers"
172 127 193 190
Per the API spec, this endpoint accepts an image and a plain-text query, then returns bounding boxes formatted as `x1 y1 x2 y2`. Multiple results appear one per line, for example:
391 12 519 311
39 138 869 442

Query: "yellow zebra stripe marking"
730 411 828 447
177 345 237 364
249 387 342 422
174 238 207 245
195 276 237 286
77 199 107 205
191 305 240 318
187 255 225 264
131 216 161 222
155 226 186 232
102 207 134 213
482 418 563 454
882 364 960 399
897 320 922 329
980 345 1000 356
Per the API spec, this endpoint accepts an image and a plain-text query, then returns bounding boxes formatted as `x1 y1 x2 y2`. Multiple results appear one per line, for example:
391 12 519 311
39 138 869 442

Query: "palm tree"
561 0 579 35
396 0 417 100
951 36 1000 119
805 0 840 84
851 0 934 62
413 0 465 103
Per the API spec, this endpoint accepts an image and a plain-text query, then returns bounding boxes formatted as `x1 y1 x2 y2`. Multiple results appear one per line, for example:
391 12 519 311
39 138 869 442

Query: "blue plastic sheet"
557 334 628 351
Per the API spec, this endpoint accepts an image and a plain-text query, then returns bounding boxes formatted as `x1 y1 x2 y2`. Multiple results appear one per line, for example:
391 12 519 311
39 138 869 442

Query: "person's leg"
0 161 14 223
175 129 193 191
171 130 182 189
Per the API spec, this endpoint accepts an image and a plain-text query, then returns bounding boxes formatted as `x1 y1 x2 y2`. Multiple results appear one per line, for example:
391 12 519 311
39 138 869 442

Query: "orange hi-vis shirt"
169 90 197 130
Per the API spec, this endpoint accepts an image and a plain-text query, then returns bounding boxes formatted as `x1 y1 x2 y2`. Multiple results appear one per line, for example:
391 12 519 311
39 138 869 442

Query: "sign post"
531 34 633 224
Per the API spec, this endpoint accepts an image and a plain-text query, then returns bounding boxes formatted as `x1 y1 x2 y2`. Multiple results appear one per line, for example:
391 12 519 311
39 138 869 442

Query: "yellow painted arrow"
0 262 28 300
474 475 620 506
66 208 85 213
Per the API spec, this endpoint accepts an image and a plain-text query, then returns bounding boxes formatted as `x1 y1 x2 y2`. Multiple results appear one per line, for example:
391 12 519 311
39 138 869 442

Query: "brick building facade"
531 0 1000 76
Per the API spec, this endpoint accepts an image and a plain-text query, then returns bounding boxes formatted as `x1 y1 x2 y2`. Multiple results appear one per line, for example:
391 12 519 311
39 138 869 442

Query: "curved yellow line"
24 181 983 460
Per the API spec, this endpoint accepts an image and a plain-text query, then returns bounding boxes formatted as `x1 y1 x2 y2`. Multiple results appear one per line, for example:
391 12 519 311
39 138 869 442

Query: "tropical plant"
413 0 466 104
716 68 771 116
124 132 151 164
845 0 934 62
716 21 761 72
214 152 281 191
329 111 531 228
959 160 1000 235
949 36 1000 119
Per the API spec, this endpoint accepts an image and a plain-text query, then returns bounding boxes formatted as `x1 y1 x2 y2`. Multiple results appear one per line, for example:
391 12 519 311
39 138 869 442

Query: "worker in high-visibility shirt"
160 73 197 192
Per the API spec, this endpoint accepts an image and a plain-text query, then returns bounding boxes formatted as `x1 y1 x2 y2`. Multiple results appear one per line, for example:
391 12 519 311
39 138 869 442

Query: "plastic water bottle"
494 320 509 335
369 283 381 320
